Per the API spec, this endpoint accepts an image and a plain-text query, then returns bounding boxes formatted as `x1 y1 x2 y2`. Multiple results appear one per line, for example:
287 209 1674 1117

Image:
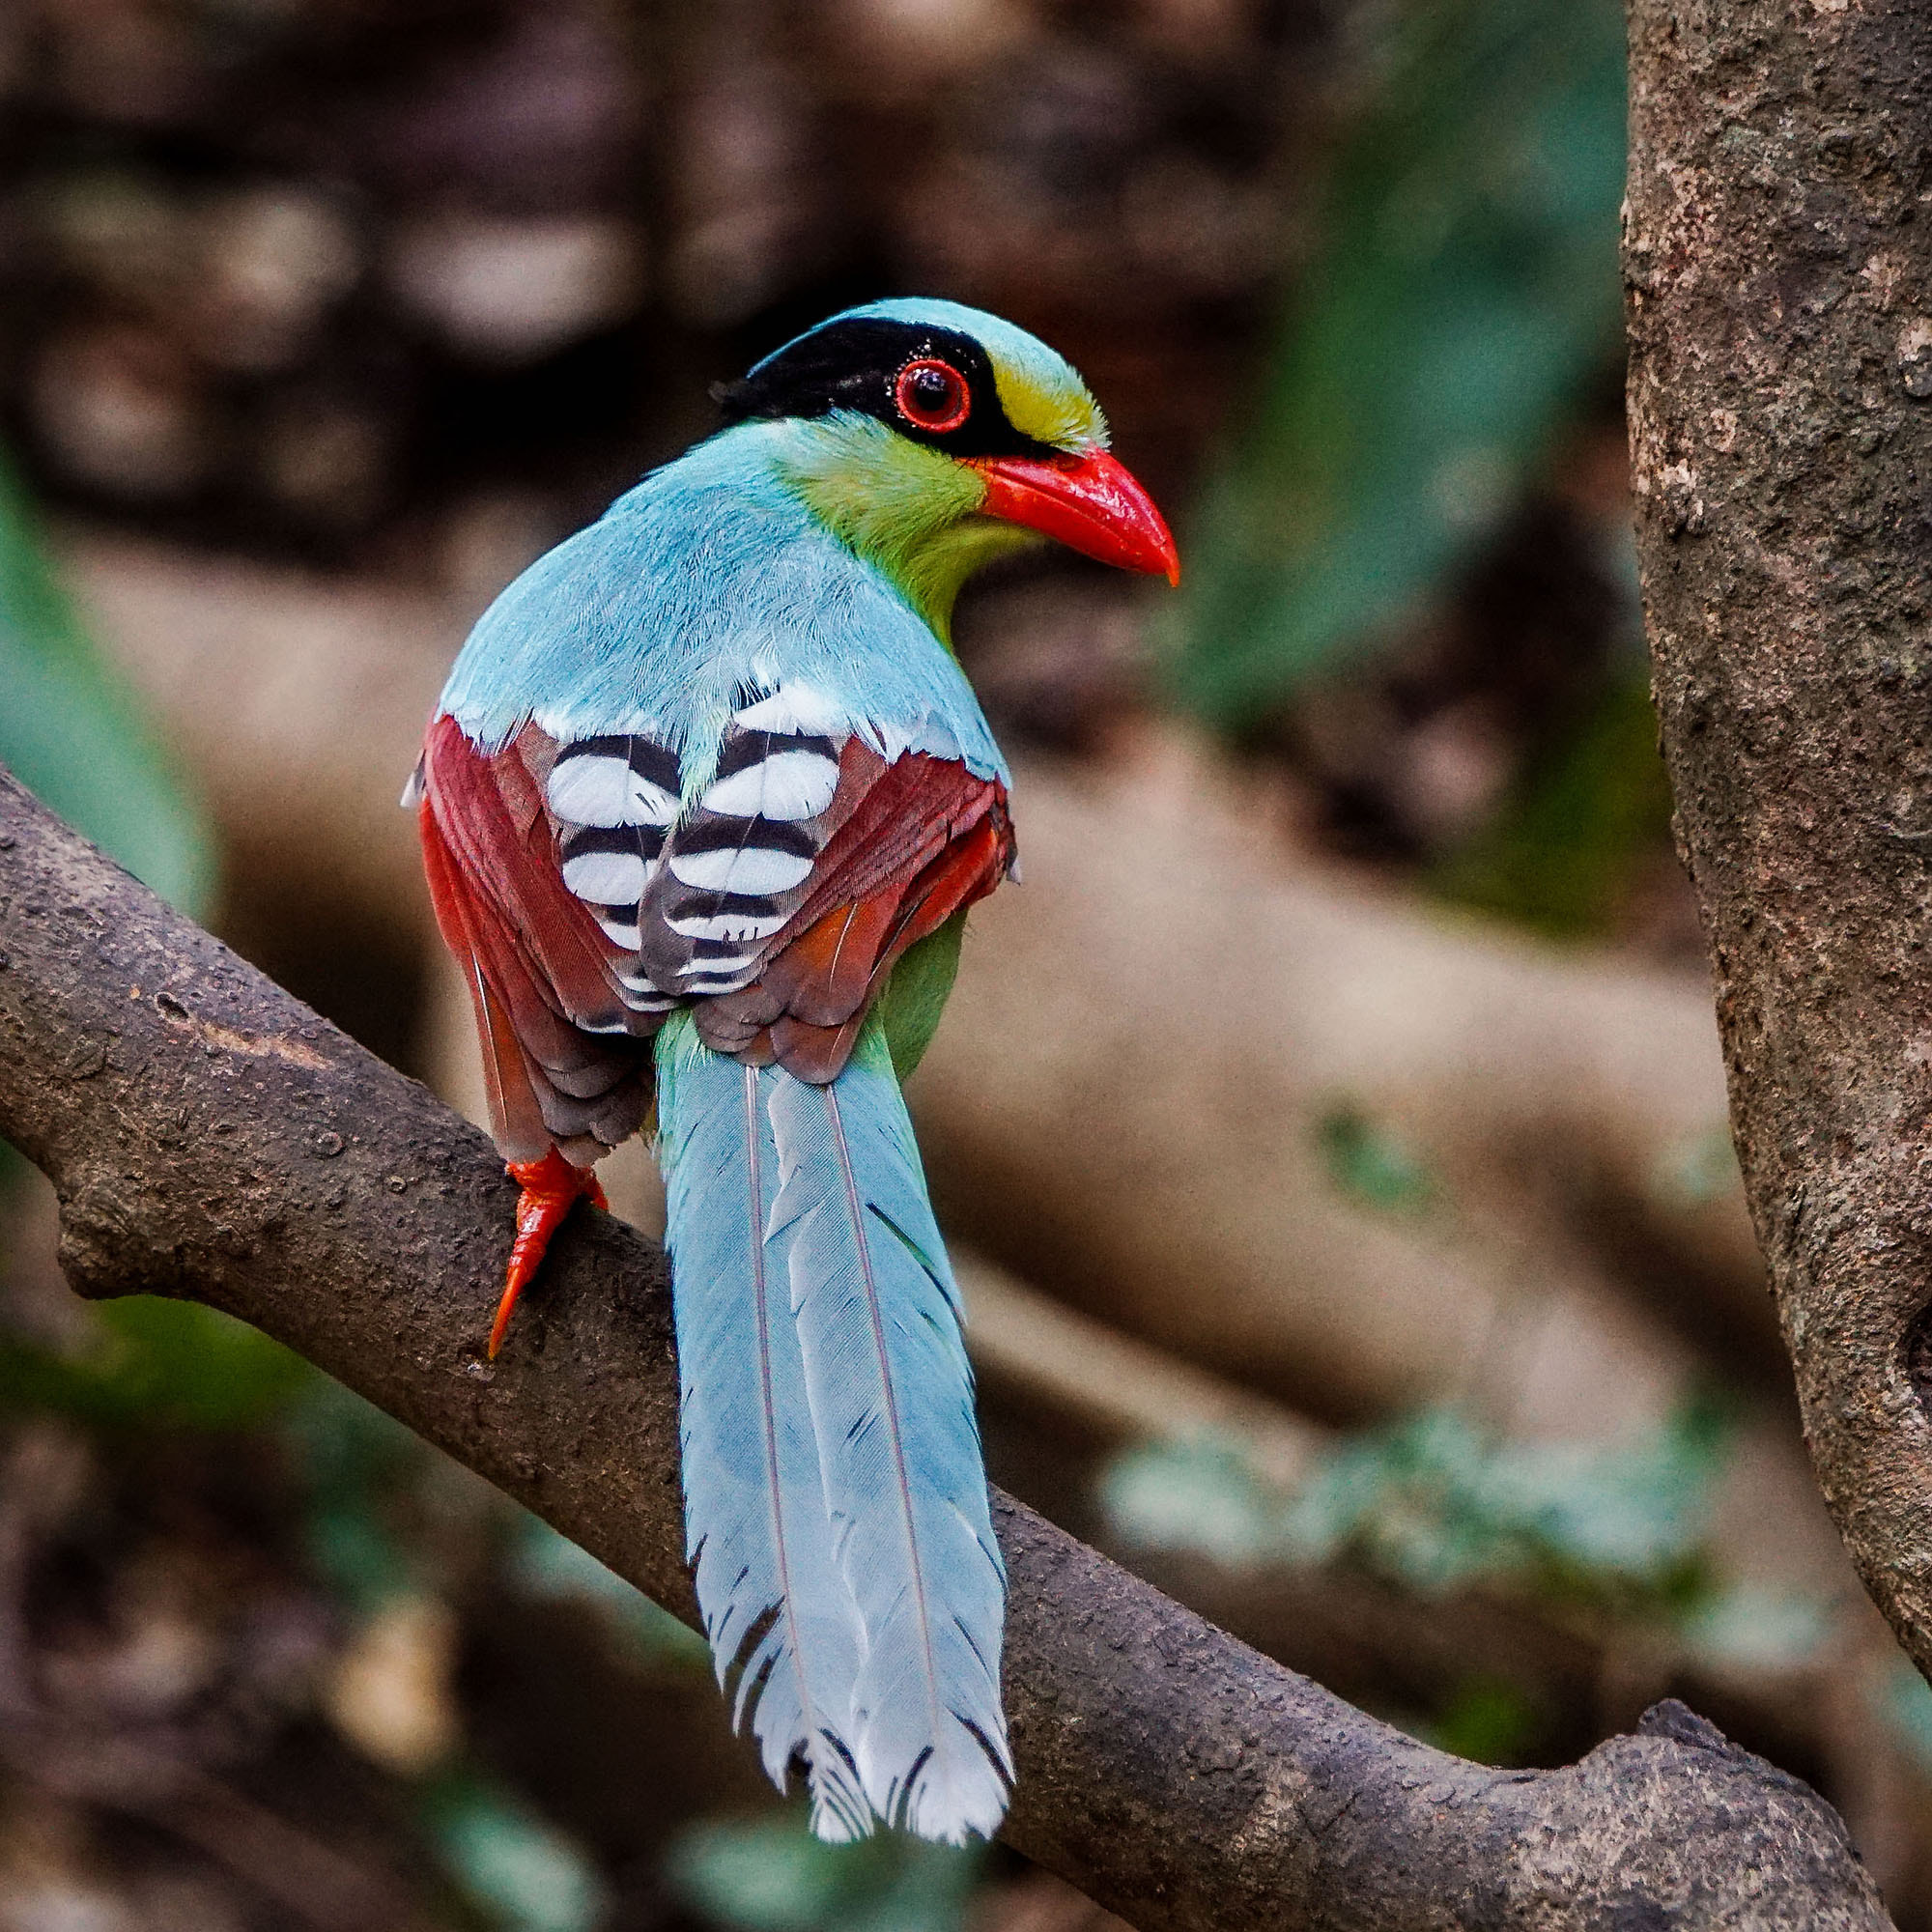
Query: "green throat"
773 414 1040 646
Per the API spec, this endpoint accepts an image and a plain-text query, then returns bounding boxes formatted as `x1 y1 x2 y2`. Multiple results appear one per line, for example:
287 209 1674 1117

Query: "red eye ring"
895 358 971 433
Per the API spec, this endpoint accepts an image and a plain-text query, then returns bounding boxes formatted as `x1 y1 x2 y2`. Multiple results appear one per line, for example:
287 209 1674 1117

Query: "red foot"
490 1150 609 1358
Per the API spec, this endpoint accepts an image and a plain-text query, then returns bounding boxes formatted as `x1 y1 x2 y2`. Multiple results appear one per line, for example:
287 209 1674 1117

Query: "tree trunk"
1627 0 1932 1682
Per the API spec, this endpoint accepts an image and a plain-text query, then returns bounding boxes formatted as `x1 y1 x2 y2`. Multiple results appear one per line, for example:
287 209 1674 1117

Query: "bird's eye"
895 358 971 433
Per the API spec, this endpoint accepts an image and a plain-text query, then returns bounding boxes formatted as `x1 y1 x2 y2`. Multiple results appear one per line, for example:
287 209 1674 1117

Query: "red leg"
490 1149 609 1358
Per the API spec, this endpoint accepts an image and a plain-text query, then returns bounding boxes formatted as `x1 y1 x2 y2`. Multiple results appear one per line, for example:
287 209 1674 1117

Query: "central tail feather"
766 1025 1010 1843
656 1014 1010 1846
656 1017 872 1842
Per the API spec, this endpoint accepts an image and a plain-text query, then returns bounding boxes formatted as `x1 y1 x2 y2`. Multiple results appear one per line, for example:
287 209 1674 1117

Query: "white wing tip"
872 1736 1012 1845
903 1780 1009 1845
808 1786 877 1844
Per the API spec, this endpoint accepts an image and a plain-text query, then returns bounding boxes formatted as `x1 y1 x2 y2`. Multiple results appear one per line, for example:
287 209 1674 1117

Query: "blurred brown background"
2 2 1926 1929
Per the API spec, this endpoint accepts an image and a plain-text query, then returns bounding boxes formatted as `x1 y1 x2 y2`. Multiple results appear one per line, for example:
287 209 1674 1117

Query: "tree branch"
0 771 1889 1926
1626 0 1932 1688
68 530 1773 1427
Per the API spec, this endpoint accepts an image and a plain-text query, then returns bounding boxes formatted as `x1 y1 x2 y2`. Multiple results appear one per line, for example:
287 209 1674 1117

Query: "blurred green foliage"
0 448 210 912
1433 671 1674 937
1426 1676 1543 1765
1101 1436 1286 1570
1676 1585 1832 1673
425 1773 609 1932
1286 1402 1725 1604
668 1815 981 1932
1317 1103 1438 1214
1103 1400 1731 1614
1649 1125 1745 1212
1879 1660 1932 1777
287 1374 439 1613
0 1294 307 1434
1175 0 1627 722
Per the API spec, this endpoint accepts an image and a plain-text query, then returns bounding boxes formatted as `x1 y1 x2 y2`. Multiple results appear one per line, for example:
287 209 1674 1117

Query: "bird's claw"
490 1149 608 1358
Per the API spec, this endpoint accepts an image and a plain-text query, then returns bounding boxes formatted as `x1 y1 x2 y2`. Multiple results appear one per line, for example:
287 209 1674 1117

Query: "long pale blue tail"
656 1016 871 1842
656 1014 1010 1844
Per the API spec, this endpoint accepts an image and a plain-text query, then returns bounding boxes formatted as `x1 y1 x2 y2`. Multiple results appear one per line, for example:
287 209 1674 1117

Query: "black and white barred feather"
539 687 847 1018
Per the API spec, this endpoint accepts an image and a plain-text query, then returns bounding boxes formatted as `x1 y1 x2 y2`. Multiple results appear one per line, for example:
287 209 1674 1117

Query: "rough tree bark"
0 781 1890 1926
1626 0 1932 1687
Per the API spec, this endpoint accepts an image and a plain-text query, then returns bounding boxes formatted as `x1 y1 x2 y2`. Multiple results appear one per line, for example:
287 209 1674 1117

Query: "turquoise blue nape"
753 297 1072 380
437 430 1007 783
438 297 1103 770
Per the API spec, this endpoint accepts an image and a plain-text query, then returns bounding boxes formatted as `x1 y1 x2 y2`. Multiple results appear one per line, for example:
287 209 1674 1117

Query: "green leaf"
1100 1435 1285 1569
1431 671 1674 937
668 1814 981 1932
0 449 211 912
1317 1104 1438 1213
424 1773 608 1932
0 1295 308 1434
1427 1676 1543 1765
1172 0 1628 721
1103 1399 1734 1616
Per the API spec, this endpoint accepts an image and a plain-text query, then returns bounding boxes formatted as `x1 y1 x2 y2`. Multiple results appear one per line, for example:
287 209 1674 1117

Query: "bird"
409 298 1178 1845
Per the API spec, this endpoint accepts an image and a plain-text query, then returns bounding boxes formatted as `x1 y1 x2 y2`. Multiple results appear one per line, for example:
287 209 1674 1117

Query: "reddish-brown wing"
419 716 655 1163
417 714 1015 1160
694 749 1013 1078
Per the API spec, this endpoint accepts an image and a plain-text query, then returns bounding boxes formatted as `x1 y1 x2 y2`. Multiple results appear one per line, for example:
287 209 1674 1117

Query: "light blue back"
439 427 1007 791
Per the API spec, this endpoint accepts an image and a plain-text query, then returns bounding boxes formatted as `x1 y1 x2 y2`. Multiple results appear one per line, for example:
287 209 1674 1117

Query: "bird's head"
715 298 1179 638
